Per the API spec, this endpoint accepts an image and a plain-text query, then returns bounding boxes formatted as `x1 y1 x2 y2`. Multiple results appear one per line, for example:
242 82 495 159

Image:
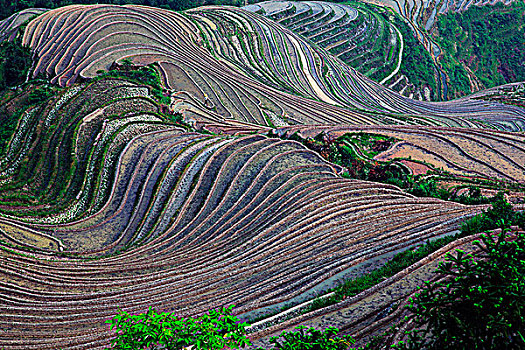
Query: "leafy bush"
460 192 518 235
408 177 440 198
267 326 355 350
396 228 525 349
27 86 53 104
97 64 171 104
0 107 22 156
106 305 251 349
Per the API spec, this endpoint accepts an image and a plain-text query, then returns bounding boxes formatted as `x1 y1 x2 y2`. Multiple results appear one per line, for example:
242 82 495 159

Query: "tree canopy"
1 0 249 20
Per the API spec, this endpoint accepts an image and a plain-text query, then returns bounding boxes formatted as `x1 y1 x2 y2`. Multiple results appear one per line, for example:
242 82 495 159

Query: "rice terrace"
0 0 524 349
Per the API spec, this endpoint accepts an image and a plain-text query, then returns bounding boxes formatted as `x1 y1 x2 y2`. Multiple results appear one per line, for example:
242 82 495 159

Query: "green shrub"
97 64 171 104
396 229 525 349
267 326 355 350
27 86 53 104
0 107 22 156
460 192 517 235
106 305 251 349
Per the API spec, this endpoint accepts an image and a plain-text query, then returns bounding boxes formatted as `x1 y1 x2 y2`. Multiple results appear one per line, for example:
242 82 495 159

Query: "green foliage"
408 177 440 198
337 2 437 98
338 133 395 158
396 229 525 349
97 64 170 104
0 40 32 91
460 192 521 235
438 54 470 98
1 0 252 20
402 179 500 206
0 39 36 155
435 0 525 99
0 107 23 156
267 326 355 350
322 133 401 181
454 185 490 205
27 86 53 104
106 305 251 350
390 16 438 98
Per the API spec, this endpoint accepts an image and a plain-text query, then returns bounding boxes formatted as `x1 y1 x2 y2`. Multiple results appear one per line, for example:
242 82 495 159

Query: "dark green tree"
0 40 32 90
460 192 516 235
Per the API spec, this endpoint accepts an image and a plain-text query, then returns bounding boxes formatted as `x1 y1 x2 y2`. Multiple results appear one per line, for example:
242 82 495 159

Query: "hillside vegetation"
0 0 250 20
434 0 525 99
247 1 439 100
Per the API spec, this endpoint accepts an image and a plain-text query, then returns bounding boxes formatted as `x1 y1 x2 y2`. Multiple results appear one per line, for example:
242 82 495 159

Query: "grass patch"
304 235 458 313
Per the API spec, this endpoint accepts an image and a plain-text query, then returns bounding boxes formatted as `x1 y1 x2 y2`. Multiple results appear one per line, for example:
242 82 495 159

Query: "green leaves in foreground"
106 305 251 350
267 325 355 350
396 229 525 350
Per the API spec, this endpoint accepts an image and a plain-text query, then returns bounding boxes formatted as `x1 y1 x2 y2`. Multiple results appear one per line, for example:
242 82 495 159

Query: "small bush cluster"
265 326 355 350
106 305 251 350
395 228 525 350
96 63 171 104
461 192 525 235
27 86 54 104
107 304 355 350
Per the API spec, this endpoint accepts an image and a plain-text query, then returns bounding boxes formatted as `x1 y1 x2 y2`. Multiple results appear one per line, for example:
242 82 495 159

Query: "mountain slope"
5 4 523 130
0 4 523 349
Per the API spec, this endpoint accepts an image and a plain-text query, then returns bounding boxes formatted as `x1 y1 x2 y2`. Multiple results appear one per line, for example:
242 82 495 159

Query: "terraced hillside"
0 78 484 349
432 1 525 99
278 124 525 184
9 4 525 130
352 0 519 99
247 229 500 348
370 0 515 42
0 3 524 350
244 1 439 101
0 8 46 41
369 0 514 33
247 0 524 102
187 5 524 128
